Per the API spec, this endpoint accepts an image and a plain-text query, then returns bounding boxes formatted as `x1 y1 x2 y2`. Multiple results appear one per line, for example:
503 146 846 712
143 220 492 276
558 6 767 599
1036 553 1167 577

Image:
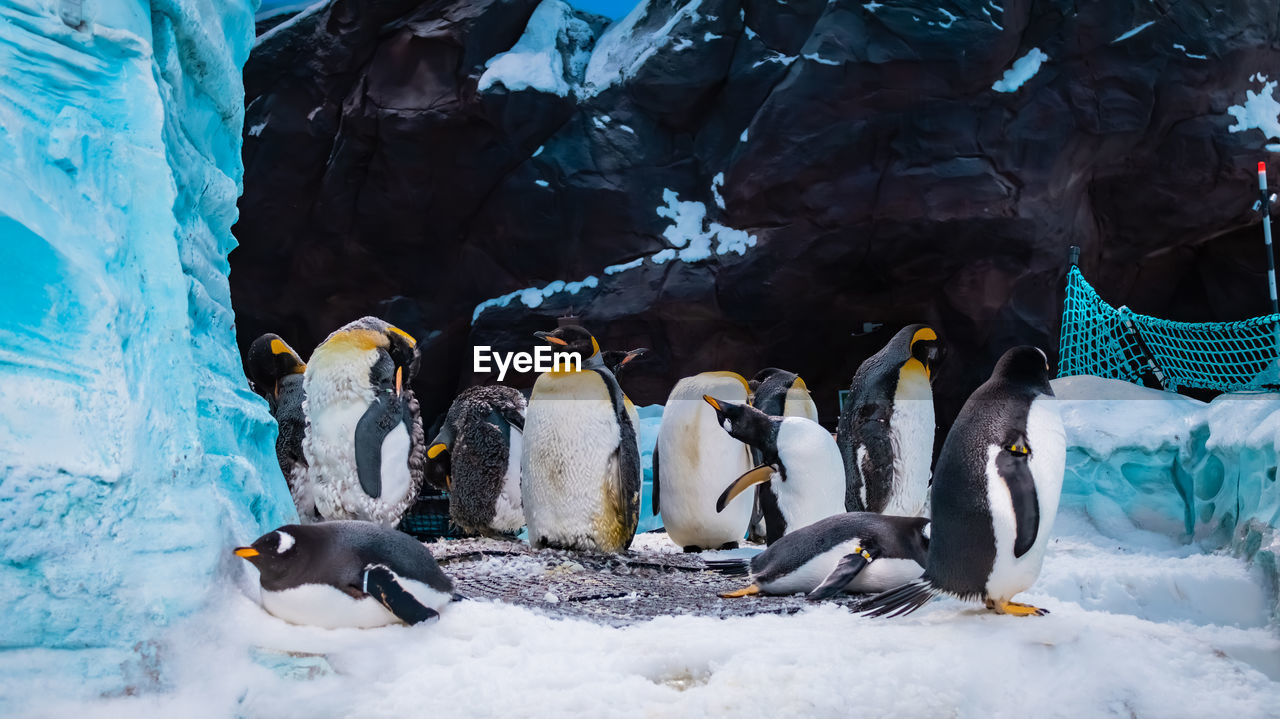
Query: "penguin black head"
534 325 599 362
601 347 648 375
905 325 943 380
234 526 308 582
426 423 454 489
384 325 419 377
992 345 1053 393
246 333 306 399
703 395 781 466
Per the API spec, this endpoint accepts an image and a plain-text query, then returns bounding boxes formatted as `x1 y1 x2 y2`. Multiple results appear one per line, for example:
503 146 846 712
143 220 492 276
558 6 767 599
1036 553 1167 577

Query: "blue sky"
257 0 637 21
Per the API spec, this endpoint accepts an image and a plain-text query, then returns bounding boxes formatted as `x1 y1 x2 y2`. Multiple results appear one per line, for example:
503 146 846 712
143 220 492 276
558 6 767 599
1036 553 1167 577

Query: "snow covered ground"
21 508 1279 718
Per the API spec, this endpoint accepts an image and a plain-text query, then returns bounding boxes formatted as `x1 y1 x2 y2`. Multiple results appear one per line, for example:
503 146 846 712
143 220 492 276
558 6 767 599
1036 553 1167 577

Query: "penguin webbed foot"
720 584 761 599
364 565 440 625
986 598 1049 617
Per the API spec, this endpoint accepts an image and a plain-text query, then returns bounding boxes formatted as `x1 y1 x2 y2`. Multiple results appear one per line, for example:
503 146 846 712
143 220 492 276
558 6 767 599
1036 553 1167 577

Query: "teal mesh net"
1058 266 1280 392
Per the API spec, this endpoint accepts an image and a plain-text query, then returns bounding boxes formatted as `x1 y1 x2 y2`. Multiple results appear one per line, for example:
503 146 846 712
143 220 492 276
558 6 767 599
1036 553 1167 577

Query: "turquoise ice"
0 0 293 703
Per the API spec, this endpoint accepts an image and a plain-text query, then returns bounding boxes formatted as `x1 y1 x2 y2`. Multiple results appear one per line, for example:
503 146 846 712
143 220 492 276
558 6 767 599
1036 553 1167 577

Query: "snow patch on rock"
992 48 1048 93
478 0 595 97
1227 79 1280 146
584 0 704 96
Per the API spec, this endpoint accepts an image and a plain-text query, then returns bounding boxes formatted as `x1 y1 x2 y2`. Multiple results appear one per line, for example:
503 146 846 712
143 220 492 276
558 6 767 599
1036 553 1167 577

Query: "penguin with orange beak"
302 317 426 526
246 333 316 519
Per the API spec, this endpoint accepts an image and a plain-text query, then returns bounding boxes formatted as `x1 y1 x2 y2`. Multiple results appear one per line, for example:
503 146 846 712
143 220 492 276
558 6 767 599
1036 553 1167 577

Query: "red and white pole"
1262 162 1278 316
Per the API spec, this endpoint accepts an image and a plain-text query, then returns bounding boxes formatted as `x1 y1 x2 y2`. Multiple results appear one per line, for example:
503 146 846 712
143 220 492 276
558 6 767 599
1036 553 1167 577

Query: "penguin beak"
427 443 448 459
395 366 403 396
702 395 723 411
621 348 648 366
534 331 568 346
234 547 259 559
445 474 452 491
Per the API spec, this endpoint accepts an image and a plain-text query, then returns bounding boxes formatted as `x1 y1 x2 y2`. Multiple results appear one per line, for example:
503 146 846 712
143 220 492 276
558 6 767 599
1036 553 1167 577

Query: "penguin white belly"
522 372 625 550
658 390 754 549
308 397 373 518
490 428 525 533
885 369 934 518
852 557 924 592
379 423 413 510
773 419 845 534
260 577 450 629
982 397 1066 602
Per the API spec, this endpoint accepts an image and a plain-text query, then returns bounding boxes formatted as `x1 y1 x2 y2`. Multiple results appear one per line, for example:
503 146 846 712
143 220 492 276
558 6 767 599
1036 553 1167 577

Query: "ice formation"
1053 376 1280 616
0 0 293 704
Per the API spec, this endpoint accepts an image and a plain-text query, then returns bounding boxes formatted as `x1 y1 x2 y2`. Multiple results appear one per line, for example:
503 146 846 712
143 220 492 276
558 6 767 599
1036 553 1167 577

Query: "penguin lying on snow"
303 317 426 526
708 513 929 599
428 385 527 538
859 346 1065 618
837 324 942 516
246 333 316 520
234 521 456 627
522 324 641 553
704 396 845 544
653 372 756 552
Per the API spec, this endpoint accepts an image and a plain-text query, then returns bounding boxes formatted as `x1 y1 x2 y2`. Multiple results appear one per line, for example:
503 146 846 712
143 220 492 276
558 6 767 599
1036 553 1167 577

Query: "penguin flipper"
807 549 875 601
363 565 439 625
716 465 776 513
354 394 402 499
996 442 1040 558
500 406 525 433
651 444 661 516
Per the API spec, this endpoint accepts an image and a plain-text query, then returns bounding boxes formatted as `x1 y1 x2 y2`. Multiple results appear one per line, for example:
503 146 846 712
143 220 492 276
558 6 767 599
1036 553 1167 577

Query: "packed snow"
1227 79 1280 147
478 0 594 97
584 0 705 96
471 189 756 322
991 48 1048 93
20 508 1279 718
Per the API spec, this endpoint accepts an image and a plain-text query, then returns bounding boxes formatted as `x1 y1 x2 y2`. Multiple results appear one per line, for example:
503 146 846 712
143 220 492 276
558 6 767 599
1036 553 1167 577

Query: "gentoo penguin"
427 385 527 538
836 325 942 515
302 317 426 526
246 333 317 520
652 372 756 552
704 397 845 544
860 346 1065 617
707 513 929 599
234 520 455 627
521 324 641 552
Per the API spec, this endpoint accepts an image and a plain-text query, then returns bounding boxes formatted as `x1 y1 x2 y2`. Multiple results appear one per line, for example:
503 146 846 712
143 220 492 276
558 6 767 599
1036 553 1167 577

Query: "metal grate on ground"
428 537 866 626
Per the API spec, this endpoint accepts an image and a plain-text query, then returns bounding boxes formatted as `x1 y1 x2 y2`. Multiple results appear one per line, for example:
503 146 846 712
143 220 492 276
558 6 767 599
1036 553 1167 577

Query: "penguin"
246 333 317 520
707 512 929 599
859 346 1066 617
601 347 649 377
744 368 818 542
302 316 426 526
427 385 527 538
704 396 845 544
521 323 641 553
836 325 942 516
234 520 455 628
750 368 819 421
652 372 756 552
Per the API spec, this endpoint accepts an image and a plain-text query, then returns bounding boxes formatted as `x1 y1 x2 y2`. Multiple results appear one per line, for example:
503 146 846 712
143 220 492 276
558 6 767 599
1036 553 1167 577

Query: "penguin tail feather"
451 592 468 602
703 558 751 576
855 578 937 618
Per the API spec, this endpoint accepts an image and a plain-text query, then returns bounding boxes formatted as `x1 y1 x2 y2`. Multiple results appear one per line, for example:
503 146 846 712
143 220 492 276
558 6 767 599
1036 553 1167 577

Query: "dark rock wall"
232 0 1280 430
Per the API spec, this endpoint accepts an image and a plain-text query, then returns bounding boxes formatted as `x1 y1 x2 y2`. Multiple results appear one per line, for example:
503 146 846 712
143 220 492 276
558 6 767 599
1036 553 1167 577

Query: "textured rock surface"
0 0 293 703
233 0 1280 430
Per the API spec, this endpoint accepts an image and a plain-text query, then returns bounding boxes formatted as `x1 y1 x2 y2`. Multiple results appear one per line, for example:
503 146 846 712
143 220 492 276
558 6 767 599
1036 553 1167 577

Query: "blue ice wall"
0 0 294 702
1055 377 1280 616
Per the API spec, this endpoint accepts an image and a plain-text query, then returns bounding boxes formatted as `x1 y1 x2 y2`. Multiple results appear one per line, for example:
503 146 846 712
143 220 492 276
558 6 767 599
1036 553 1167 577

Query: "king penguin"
234 520 455 628
707 512 929 599
860 346 1066 617
751 368 820 420
704 397 845 544
302 317 426 526
427 385 527 538
246 333 317 520
521 323 641 553
652 372 756 552
836 325 942 516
